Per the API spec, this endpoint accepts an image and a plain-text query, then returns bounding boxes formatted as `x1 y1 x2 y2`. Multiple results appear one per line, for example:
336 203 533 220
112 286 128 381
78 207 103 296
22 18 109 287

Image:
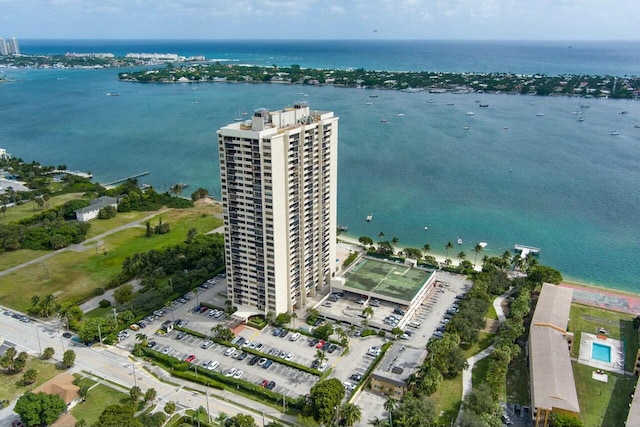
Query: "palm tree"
384 397 398 414
378 231 385 240
362 306 374 319
135 333 148 346
341 403 362 426
315 350 327 364
445 241 454 259
473 243 484 267
291 311 298 328
368 417 385 427
169 183 183 197
457 251 466 265
215 412 228 426
422 243 431 256
391 237 399 252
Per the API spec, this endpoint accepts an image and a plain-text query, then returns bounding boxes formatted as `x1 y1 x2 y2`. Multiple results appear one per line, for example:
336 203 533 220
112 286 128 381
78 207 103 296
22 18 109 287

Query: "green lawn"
430 374 462 425
85 210 152 238
568 303 639 371
0 193 84 225
573 362 635 427
462 332 494 358
485 304 498 321
506 347 530 404
0 358 60 403
0 204 222 311
71 383 130 426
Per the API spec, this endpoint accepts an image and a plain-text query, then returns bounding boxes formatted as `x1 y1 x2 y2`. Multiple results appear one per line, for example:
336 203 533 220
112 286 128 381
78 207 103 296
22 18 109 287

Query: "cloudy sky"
0 0 637 40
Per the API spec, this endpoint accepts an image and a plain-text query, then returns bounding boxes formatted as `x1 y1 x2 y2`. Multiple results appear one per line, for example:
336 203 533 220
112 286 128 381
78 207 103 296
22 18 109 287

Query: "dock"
514 244 541 259
104 171 149 187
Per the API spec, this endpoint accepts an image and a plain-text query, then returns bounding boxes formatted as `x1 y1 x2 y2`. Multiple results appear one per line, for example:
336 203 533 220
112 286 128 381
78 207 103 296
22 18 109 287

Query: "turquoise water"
591 343 611 363
1 40 639 292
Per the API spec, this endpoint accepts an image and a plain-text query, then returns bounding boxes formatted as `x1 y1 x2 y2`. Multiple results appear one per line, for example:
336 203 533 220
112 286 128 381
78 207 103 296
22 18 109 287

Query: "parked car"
262 360 273 369
328 344 338 353
266 381 276 390
184 354 196 363
207 361 220 370
201 340 214 349
315 340 326 349
290 332 301 341
260 379 269 387
350 373 362 382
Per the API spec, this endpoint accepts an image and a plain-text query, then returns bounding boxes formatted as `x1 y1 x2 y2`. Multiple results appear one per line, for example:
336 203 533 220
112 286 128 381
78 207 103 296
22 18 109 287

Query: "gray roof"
531 283 573 329
529 283 580 414
74 196 119 215
371 343 427 388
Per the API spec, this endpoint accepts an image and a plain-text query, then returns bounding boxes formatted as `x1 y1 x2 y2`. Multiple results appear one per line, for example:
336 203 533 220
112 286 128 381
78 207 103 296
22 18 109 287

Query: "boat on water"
380 118 388 123
424 226 429 231
241 112 248 116
446 103 455 106
396 112 405 117
503 126 509 130
366 214 373 222
463 126 470 130
578 116 584 122
479 103 489 108
610 131 620 136
635 124 640 128
620 111 629 115
426 98 435 103
536 112 545 117
337 225 348 232
478 242 487 249
456 237 463 245
369 95 379 98
106 92 119 96
465 111 475 116
365 101 373 105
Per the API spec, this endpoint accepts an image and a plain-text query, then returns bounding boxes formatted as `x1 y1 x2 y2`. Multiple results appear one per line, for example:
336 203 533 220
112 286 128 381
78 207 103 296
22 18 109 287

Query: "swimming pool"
592 342 612 363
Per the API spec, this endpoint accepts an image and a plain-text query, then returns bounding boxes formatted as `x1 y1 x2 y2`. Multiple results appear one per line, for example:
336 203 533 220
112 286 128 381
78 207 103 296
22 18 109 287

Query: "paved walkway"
0 210 168 279
455 287 513 426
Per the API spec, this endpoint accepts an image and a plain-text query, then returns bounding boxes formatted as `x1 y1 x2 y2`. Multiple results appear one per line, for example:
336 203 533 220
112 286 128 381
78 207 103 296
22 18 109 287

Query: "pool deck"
577 332 625 374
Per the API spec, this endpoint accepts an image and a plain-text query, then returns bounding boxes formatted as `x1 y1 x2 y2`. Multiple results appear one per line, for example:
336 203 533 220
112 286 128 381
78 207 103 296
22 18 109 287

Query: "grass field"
430 375 462 425
0 357 60 403
506 348 530 404
573 362 635 427
71 383 130 425
0 193 84 225
343 258 432 301
0 203 223 311
568 303 638 371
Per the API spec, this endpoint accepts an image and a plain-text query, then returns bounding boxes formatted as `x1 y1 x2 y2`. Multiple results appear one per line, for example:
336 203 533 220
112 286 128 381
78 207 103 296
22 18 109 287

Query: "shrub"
93 287 105 296
98 299 111 308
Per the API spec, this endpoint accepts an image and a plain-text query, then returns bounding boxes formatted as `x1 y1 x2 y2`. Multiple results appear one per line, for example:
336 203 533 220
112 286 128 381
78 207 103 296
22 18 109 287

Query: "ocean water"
1 40 639 292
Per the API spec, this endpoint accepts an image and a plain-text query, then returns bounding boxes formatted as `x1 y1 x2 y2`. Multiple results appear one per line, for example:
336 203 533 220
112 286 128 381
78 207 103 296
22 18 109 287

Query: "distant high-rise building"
0 39 8 56
217 102 338 315
8 38 20 55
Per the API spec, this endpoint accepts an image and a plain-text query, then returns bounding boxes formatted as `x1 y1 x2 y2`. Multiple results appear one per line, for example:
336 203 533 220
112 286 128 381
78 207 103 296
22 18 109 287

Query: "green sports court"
342 257 433 302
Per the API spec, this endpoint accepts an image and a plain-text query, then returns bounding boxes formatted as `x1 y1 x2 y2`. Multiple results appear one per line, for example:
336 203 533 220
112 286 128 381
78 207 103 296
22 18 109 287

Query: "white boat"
478 242 487 248
463 126 470 130
366 214 373 222
503 126 509 130
396 112 405 117
536 112 545 117
426 99 435 104
106 92 119 97
380 118 388 123
635 124 640 128
610 131 620 136
424 226 429 231
465 111 475 116
365 101 372 105
578 116 584 122
456 237 463 245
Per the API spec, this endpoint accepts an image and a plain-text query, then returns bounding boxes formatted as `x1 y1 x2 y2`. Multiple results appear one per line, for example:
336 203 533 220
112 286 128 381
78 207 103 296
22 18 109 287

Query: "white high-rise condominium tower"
8 38 19 55
0 39 8 56
217 102 338 315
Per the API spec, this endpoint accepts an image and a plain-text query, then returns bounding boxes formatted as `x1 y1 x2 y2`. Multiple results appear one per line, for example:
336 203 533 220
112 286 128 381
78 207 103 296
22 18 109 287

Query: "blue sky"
0 0 637 40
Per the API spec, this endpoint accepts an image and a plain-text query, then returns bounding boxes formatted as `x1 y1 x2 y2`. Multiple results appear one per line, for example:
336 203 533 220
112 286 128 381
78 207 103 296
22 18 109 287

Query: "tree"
62 350 76 368
79 386 89 402
75 419 88 427
392 393 436 427
129 385 142 402
135 333 148 346
457 251 466 264
473 243 484 267
1 205 6 217
359 236 373 247
391 237 399 252
362 306 374 319
274 312 291 326
384 397 398 414
315 350 327 365
391 327 404 339
22 368 38 385
14 391 66 427
186 227 198 244
144 387 157 404
163 401 177 415
211 324 235 342
550 413 584 427
291 312 298 329
225 413 257 427
95 404 142 427
341 403 362 426
444 241 454 260
422 243 431 255
309 378 345 424
169 183 183 197
378 231 385 240
463 383 495 416
42 347 55 360
114 284 135 304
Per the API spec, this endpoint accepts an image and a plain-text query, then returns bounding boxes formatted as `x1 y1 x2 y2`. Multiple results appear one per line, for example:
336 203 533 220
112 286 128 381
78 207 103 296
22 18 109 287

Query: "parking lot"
117 270 471 406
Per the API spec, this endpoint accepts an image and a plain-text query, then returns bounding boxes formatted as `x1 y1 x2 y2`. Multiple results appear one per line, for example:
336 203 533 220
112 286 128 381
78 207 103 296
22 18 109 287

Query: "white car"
201 360 212 369
161 346 172 355
224 347 235 356
207 360 220 370
285 353 294 361
233 369 244 379
318 363 327 372
343 381 356 391
224 367 237 377
289 332 301 341
242 340 252 348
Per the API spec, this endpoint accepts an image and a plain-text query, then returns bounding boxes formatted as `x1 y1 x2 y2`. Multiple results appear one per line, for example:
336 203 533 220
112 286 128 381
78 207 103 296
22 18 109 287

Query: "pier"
514 244 541 259
104 171 149 187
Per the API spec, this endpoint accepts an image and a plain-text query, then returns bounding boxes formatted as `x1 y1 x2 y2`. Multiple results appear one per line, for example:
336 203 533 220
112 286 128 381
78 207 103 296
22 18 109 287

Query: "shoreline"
337 234 635 299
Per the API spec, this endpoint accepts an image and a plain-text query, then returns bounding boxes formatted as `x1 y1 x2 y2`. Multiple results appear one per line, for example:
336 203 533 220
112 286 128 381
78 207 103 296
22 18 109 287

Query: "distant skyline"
0 0 638 41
